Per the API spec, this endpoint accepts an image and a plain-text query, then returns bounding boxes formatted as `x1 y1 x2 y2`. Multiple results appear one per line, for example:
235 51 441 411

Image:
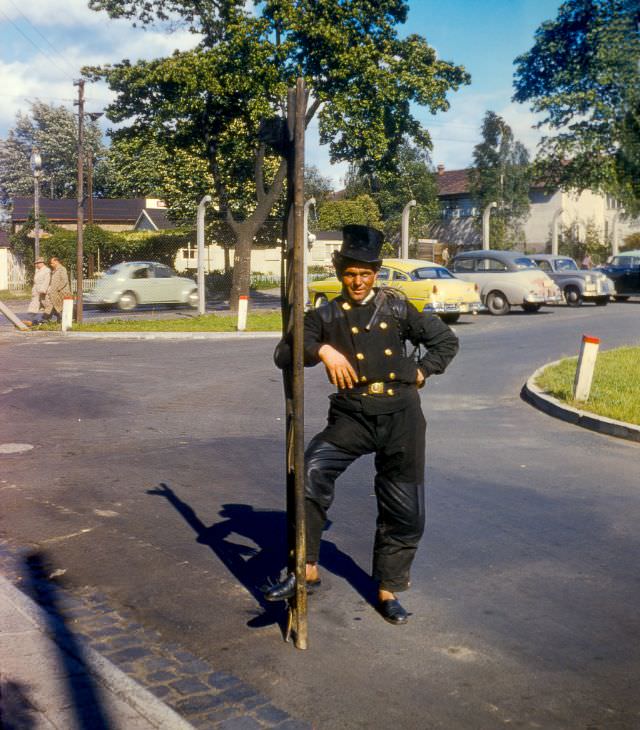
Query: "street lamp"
29 148 42 259
85 112 103 225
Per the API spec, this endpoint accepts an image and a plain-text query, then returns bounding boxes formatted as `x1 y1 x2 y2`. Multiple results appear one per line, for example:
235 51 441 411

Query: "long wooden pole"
282 80 308 649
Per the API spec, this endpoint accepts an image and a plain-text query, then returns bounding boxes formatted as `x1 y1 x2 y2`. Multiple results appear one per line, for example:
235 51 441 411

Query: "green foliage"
344 140 439 242
316 194 383 232
513 0 640 214
11 214 193 277
469 111 531 248
622 232 640 251
558 220 609 263
304 166 335 206
0 100 105 202
85 0 469 307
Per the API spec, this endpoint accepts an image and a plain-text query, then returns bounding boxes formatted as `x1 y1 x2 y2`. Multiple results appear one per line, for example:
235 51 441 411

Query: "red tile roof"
436 169 470 196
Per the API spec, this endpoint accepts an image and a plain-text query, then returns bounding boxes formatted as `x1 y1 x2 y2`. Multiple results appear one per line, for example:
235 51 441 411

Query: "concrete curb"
522 361 640 443
0 575 195 729
10 330 281 341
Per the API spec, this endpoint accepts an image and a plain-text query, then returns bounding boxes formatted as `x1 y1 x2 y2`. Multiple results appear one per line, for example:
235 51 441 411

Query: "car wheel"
117 291 137 311
594 297 608 306
314 294 328 308
522 303 541 313
440 313 460 324
486 291 510 316
614 295 630 302
564 285 582 307
188 289 199 308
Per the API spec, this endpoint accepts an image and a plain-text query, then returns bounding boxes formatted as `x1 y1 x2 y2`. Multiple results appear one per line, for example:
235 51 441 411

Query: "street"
1 302 639 729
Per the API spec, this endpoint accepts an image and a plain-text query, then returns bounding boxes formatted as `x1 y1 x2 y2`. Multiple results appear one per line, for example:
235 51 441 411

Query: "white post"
237 294 248 331
196 194 212 316
61 296 74 332
551 208 564 256
482 202 497 250
401 199 416 259
573 335 600 402
303 197 316 308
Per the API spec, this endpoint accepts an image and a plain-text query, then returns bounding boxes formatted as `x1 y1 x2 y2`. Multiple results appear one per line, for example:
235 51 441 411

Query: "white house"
431 166 639 253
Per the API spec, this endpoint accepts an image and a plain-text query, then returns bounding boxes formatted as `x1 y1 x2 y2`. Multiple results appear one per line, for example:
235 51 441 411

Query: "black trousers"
304 391 426 593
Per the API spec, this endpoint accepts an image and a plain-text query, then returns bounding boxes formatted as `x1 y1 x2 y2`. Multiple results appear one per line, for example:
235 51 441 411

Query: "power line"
0 9 71 76
4 0 77 76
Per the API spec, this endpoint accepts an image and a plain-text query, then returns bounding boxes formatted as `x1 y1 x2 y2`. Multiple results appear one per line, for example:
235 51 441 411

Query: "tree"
100 136 214 221
0 100 105 203
344 139 439 245
304 165 334 206
513 0 640 214
86 0 469 309
315 194 382 232
469 111 531 248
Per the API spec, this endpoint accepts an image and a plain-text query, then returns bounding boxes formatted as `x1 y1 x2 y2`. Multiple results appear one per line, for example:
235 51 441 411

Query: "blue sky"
0 0 562 185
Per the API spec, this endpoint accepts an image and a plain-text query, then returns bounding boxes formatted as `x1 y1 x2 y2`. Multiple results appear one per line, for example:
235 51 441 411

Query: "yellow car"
308 258 484 323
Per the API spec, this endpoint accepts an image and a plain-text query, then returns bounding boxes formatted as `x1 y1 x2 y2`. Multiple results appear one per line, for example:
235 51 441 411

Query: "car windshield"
514 257 538 270
555 258 578 271
104 265 122 276
412 267 455 280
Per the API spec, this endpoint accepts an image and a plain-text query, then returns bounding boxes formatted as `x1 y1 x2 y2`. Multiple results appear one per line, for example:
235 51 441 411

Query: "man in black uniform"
266 225 459 624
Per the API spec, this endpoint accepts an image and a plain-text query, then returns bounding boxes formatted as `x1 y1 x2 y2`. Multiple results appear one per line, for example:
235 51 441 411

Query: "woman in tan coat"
44 257 72 322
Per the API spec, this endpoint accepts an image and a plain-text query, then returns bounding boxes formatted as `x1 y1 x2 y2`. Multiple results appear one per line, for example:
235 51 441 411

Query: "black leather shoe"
377 598 409 625
263 573 321 602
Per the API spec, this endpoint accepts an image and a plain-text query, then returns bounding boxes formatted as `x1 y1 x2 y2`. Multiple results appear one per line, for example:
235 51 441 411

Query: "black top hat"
338 225 384 265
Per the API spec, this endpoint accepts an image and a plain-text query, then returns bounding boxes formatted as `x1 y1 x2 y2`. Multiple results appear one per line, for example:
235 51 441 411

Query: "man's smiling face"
340 263 378 303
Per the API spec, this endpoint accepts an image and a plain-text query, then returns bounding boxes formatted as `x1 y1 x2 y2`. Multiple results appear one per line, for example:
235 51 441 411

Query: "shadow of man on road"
147 483 380 628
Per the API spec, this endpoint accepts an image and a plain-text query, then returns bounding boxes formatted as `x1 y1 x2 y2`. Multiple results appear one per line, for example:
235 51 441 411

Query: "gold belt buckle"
368 381 384 395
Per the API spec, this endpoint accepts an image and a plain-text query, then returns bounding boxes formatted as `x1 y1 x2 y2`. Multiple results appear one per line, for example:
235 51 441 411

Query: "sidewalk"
0 574 194 730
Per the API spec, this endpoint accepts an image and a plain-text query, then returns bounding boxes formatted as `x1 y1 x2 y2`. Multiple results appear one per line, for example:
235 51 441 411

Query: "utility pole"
74 79 85 323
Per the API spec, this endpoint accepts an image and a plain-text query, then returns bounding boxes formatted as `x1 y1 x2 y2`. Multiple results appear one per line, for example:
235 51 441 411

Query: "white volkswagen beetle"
84 261 199 311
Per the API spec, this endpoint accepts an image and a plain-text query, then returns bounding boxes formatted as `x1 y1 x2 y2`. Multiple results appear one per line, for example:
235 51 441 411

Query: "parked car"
527 254 615 306
308 258 484 323
596 251 640 301
450 249 562 315
84 261 199 311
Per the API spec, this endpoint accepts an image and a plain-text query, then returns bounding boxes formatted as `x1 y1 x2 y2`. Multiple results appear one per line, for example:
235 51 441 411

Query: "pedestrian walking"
43 257 72 322
27 257 51 324
266 225 459 625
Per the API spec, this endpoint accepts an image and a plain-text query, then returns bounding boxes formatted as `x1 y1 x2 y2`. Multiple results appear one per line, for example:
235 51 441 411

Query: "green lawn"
535 346 640 426
33 311 283 332
0 289 29 300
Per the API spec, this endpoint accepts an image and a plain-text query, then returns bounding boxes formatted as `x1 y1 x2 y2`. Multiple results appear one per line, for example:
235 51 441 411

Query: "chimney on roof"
437 164 445 176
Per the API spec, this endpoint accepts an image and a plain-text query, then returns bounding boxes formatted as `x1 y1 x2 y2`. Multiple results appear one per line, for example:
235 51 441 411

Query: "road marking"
0 443 34 454
41 527 94 544
93 509 119 517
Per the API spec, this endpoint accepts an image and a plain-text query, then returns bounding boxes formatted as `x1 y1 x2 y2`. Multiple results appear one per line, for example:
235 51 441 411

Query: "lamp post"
85 112 103 225
401 199 416 259
30 148 42 260
482 201 497 250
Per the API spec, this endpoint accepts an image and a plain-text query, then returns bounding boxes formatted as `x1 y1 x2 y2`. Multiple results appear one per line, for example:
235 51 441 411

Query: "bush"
622 232 640 251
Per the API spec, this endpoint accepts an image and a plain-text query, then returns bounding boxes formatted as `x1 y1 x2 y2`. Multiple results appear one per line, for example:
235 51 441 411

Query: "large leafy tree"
315 194 382 232
513 0 640 214
0 100 105 203
86 0 469 309
469 111 531 248
344 140 439 245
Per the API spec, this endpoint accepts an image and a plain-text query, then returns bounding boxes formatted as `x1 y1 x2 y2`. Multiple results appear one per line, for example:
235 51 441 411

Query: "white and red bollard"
573 335 600 402
237 295 248 332
61 296 74 332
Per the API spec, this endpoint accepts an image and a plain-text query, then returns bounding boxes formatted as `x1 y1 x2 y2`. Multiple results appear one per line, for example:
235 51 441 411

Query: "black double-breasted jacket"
303 289 459 415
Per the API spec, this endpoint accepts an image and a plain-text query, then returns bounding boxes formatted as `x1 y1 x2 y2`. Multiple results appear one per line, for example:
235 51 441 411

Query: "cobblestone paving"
0 543 310 729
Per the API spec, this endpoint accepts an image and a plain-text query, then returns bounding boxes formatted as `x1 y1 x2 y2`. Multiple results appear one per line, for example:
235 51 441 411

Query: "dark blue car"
597 251 640 301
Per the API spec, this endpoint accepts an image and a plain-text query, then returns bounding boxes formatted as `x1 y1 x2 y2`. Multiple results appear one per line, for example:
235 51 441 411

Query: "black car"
596 251 640 301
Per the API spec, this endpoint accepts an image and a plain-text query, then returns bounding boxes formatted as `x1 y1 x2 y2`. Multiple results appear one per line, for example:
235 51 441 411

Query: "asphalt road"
1 302 639 729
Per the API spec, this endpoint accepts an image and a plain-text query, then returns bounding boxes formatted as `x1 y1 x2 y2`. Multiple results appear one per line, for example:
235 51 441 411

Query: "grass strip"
31 311 283 333
535 345 640 426
0 290 29 300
